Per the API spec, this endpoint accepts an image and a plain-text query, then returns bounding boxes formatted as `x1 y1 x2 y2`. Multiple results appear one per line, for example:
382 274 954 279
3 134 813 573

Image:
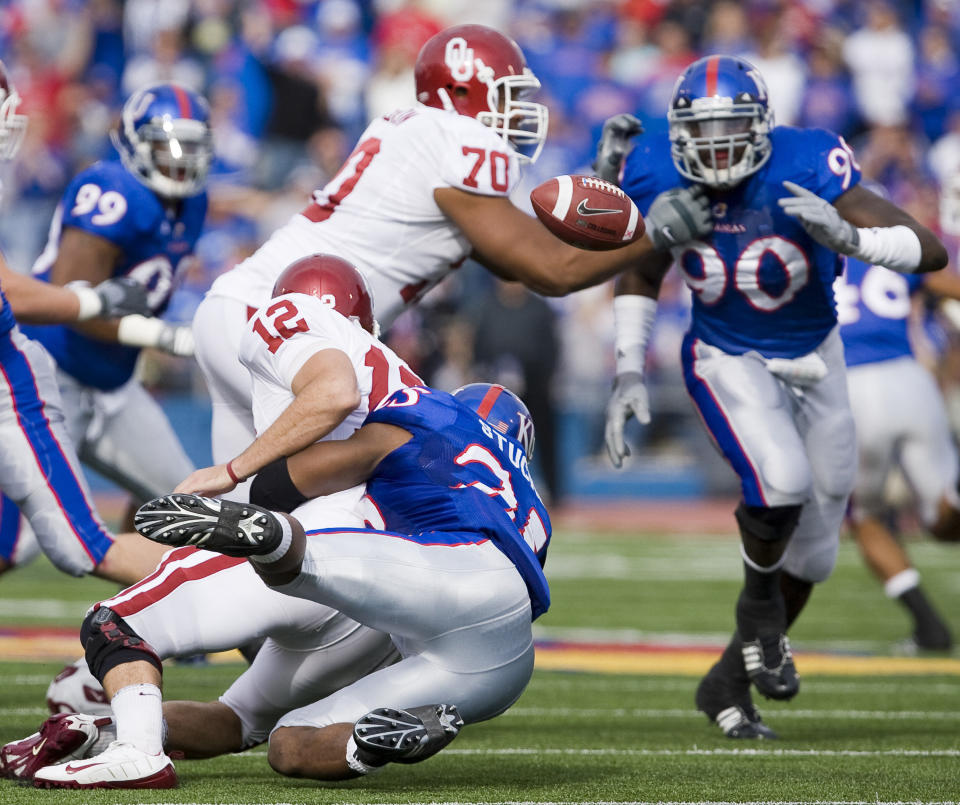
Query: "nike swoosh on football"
31 738 47 756
576 199 623 216
64 761 103 773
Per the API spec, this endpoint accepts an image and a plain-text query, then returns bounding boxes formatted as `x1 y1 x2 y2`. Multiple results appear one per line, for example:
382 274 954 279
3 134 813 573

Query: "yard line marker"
233 747 960 758
506 706 960 720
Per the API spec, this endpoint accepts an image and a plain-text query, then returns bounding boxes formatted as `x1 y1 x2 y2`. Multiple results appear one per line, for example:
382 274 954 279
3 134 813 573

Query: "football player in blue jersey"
131 382 547 780
0 62 191 584
838 248 960 652
599 55 948 738
14 82 211 540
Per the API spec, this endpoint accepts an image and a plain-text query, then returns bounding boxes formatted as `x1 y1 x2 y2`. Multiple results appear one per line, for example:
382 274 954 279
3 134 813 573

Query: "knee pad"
735 502 803 543
81 606 163 683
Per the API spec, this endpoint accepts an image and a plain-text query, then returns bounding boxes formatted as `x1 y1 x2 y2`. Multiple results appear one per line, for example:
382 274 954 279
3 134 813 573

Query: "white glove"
593 113 644 184
645 186 712 250
117 315 195 357
777 180 859 254
604 371 650 468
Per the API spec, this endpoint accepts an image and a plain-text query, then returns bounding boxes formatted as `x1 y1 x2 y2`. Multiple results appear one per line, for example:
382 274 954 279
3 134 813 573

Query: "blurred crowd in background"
2 0 960 505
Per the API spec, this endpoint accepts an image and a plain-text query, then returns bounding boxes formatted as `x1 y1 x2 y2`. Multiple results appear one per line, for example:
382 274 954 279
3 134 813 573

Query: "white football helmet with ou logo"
415 24 548 164
0 60 27 162
272 253 378 336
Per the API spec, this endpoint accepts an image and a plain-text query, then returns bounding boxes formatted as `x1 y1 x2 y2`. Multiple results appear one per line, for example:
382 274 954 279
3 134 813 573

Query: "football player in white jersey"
192 23 707 496
5 255 410 789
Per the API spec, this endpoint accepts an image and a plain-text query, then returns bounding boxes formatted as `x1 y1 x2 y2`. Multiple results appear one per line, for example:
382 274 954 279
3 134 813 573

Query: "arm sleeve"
436 117 521 197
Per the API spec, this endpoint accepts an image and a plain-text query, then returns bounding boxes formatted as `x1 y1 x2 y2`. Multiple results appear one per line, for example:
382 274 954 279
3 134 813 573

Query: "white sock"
885 568 920 599
111 683 164 755
345 734 380 775
250 514 292 565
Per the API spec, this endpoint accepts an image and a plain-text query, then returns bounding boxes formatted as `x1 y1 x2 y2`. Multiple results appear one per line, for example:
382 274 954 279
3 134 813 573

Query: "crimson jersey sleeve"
435 113 522 197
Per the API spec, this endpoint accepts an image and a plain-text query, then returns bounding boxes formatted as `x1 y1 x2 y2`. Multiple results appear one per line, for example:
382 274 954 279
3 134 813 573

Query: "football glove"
593 113 644 184
604 370 650 468
763 352 828 388
777 181 859 255
69 278 151 321
117 315 195 357
645 186 712 251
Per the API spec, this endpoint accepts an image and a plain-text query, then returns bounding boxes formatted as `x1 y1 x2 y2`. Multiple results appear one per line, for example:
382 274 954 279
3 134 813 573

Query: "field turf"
1 519 958 804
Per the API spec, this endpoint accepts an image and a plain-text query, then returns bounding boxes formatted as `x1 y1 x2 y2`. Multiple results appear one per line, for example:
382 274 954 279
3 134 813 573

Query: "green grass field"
1 521 958 804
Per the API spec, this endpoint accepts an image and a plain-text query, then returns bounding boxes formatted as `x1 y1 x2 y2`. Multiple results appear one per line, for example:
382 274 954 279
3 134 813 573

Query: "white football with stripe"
530 174 644 251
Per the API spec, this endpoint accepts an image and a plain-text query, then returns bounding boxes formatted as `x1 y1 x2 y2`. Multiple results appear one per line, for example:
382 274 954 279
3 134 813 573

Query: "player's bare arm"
434 187 653 295
175 349 361 496
0 254 151 324
49 227 125 340
779 181 948 274
284 422 413 500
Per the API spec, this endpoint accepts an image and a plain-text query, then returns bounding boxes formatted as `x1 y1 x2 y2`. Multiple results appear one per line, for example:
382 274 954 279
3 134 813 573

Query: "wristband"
249 457 308 512
613 294 658 376
225 460 244 485
851 225 922 273
68 285 103 321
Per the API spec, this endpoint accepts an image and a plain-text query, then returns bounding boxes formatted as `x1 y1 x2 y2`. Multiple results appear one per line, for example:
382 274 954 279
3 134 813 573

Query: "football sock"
249 514 292 565
112 683 163 755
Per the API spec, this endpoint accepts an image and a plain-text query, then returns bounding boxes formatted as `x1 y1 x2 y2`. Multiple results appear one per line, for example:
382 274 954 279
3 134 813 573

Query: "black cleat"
695 669 777 740
134 495 283 557
742 632 799 701
353 704 463 766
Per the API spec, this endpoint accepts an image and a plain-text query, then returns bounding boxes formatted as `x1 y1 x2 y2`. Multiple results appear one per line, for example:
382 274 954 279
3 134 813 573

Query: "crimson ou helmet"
0 60 27 161
415 24 548 164
272 254 378 336
453 382 535 458
668 55 773 189
111 82 213 198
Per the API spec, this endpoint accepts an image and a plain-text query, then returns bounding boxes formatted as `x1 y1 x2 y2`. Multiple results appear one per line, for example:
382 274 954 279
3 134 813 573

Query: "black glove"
93 277 152 318
593 113 644 184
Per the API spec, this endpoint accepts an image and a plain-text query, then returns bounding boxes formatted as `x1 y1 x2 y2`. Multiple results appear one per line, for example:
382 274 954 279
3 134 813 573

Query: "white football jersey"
210 105 522 328
239 292 421 520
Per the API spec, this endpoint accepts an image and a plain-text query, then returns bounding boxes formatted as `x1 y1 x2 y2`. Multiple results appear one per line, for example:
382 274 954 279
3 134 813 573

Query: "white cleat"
33 741 177 789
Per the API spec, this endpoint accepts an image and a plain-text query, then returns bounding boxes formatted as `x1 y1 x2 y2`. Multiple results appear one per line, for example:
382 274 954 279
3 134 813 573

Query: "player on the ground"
2 255 412 788
125 380 547 782
0 60 184 583
600 55 948 738
14 82 209 537
194 23 710 493
838 250 960 651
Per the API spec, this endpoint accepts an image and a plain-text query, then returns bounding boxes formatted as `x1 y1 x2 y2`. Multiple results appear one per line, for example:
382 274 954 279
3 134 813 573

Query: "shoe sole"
33 764 177 790
354 705 463 764
134 495 281 557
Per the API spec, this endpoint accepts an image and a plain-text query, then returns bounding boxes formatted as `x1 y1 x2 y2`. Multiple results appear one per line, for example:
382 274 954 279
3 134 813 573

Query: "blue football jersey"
837 256 924 367
0 286 15 336
622 126 862 358
22 161 207 389
365 387 552 619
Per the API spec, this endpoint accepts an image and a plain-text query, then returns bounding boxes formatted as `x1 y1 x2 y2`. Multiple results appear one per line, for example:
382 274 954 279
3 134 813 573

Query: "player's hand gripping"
117 314 195 357
175 464 236 496
645 186 712 250
593 113 644 184
604 370 650 468
777 180 859 254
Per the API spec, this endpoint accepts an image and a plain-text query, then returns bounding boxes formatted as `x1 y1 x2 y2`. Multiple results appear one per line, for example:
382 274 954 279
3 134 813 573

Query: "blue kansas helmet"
112 82 213 198
668 55 773 189
453 383 535 458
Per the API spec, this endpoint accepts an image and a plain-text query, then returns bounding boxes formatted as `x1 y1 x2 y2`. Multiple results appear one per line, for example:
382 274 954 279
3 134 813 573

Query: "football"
530 175 644 251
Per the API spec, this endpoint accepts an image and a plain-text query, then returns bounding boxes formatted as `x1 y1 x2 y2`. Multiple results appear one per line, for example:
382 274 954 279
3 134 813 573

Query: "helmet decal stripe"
172 85 192 119
476 384 503 419
705 55 719 96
